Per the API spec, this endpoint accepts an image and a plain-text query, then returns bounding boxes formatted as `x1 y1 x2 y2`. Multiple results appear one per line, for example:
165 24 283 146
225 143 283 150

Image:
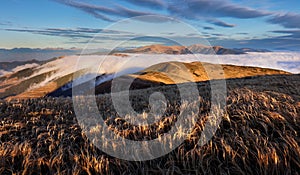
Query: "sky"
1 0 300 51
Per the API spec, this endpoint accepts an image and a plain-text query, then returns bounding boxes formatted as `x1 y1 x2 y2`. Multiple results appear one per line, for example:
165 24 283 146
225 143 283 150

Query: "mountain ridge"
121 44 257 55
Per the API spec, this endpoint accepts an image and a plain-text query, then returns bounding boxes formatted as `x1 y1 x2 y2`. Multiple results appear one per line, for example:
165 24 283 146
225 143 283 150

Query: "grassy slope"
4 69 88 100
0 74 299 174
128 62 290 84
0 70 57 99
93 61 290 95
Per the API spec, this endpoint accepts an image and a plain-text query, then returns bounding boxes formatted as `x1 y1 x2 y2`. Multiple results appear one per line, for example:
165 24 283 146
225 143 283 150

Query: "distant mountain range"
120 44 271 55
0 44 272 63
232 48 271 53
0 48 81 62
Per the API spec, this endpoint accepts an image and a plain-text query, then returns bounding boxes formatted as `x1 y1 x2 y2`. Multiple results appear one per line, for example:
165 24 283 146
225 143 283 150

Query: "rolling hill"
122 44 245 55
92 61 290 95
0 58 290 99
0 49 298 100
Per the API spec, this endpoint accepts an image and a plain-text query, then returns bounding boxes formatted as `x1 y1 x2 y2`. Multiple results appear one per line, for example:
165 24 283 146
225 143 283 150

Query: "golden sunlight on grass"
0 74 299 174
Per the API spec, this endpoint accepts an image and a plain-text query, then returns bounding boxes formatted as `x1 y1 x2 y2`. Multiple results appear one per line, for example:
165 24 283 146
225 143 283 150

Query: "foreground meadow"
0 74 299 174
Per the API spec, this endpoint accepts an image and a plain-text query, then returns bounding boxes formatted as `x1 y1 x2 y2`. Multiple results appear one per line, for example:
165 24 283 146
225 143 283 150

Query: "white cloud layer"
1 52 299 91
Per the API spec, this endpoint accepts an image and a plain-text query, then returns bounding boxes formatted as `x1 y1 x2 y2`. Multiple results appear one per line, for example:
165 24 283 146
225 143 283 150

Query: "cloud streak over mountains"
53 0 300 29
2 0 299 51
48 0 300 50
4 28 133 39
4 27 300 51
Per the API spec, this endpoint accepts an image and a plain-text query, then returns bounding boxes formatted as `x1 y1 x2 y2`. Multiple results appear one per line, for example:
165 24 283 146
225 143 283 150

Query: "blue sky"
1 0 300 50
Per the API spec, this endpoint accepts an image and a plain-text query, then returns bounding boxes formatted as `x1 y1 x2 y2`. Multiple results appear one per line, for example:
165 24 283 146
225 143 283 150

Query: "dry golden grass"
129 62 290 84
0 74 299 174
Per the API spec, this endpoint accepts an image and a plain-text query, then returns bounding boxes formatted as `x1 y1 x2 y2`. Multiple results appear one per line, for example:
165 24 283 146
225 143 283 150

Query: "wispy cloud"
167 0 270 19
206 19 235 28
115 5 155 17
54 0 116 21
212 36 300 51
123 0 166 9
271 29 300 39
165 0 271 27
52 0 300 30
53 0 268 28
0 21 12 26
4 27 134 39
268 13 300 29
53 0 154 22
203 26 214 30
3 0 300 52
